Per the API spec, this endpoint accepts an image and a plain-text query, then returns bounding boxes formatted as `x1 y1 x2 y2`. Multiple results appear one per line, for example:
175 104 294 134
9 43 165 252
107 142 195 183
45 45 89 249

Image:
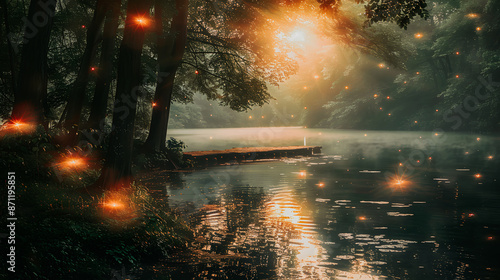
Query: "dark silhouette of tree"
143 0 189 152
10 0 57 125
87 0 121 132
62 0 107 144
92 0 152 191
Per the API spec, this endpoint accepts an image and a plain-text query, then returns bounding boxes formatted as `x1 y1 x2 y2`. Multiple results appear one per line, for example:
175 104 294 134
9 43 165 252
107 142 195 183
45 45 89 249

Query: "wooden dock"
183 146 322 167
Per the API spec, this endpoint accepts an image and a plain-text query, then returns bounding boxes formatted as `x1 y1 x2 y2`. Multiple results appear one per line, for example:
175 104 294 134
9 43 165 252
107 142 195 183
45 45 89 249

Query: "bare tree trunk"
87 0 121 132
1 0 17 96
63 0 106 143
92 0 152 191
144 0 189 152
10 0 57 125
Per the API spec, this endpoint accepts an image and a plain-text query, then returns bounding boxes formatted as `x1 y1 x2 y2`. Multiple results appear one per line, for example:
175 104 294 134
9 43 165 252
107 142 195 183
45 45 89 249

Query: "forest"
1 0 499 279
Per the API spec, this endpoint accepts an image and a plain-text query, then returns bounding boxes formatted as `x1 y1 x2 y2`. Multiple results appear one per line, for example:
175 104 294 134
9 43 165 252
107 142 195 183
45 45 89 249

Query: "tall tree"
62 0 107 143
92 0 152 191
86 0 121 132
10 0 57 125
143 0 189 152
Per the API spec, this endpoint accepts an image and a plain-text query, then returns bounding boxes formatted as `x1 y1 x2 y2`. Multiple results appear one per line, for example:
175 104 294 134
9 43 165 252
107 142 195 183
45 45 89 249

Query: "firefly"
474 173 482 178
416 72 420 75
304 107 307 109
81 25 86 29
314 75 319 79
414 33 423 39
488 155 493 159
58 156 87 171
291 115 294 118
345 86 349 89
299 171 306 177
317 182 325 187
103 200 124 210
436 109 439 112
152 102 157 107
476 137 481 141
134 15 150 27
388 113 391 116
374 94 378 98
386 96 390 99
378 63 385 68
379 107 383 110
91 67 95 71
261 115 264 118
456 75 459 78
476 27 482 31
358 216 366 221
414 121 418 124
466 13 479 19
455 51 460 55
303 86 308 90
195 70 199 74
249 116 252 119
468 213 475 217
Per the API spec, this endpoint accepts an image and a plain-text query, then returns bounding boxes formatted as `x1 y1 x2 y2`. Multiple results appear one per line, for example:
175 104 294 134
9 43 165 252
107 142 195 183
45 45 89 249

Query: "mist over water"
142 127 500 279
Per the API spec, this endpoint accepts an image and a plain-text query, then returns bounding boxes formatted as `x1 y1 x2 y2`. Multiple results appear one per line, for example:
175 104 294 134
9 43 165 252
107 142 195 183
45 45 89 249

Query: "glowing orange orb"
2 120 35 134
414 33 423 39
103 200 124 209
195 70 199 74
152 102 157 107
474 173 482 178
134 16 150 27
62 157 85 169
358 216 366 221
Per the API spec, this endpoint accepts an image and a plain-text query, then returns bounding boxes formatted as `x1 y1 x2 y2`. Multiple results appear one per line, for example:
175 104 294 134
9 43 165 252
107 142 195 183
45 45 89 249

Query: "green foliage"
0 129 192 280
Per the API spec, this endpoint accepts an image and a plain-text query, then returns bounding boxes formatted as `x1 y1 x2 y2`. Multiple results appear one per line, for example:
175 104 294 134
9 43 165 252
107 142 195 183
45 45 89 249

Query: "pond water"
140 127 500 279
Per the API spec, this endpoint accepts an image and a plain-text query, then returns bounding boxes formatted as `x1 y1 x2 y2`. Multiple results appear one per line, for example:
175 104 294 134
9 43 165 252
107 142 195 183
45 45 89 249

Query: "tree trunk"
86 0 121 132
10 0 57 125
144 0 189 152
1 0 17 96
93 0 151 191
63 0 106 143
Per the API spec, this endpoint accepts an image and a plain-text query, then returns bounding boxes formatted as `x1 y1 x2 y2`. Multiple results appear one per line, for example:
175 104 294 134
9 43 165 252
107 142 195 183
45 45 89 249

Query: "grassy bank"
0 128 193 279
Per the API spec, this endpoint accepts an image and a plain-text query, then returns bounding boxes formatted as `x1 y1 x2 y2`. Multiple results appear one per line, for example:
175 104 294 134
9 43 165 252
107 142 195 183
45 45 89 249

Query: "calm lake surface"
141 127 500 279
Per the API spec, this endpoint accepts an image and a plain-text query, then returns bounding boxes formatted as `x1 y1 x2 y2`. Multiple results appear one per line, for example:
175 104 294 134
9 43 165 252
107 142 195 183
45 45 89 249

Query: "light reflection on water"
139 128 499 279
